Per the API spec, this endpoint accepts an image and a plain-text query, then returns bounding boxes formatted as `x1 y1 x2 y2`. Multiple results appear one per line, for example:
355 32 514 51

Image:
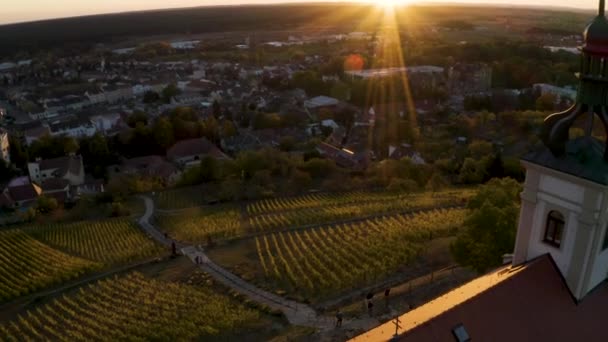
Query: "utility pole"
393 316 402 337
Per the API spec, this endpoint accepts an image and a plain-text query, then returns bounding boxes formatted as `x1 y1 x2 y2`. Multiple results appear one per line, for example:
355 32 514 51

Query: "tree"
126 111 148 128
426 173 447 193
458 158 487 184
9 136 27 168
79 134 112 179
451 178 521 273
152 117 175 149
468 140 493 160
279 136 297 152
289 169 312 191
110 201 131 217
0 160 15 184
300 158 337 179
161 84 181 103
199 117 220 143
486 152 505 180
387 178 419 193
330 82 351 101
212 100 221 118
36 195 58 214
200 156 219 183
63 137 79 155
535 93 557 111
503 156 525 181
291 71 327 96
19 207 36 222
29 135 79 160
221 120 237 138
143 91 160 103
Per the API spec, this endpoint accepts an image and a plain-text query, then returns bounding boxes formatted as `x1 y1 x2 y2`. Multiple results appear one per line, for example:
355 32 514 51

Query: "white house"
85 89 106 105
167 138 230 169
28 155 85 186
91 113 122 133
104 85 134 103
49 119 97 138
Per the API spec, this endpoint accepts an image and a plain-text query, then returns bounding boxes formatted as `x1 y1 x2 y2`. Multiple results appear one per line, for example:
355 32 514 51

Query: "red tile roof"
8 183 40 202
41 178 70 192
352 254 608 342
24 125 50 139
167 138 228 160
37 155 83 176
0 192 14 208
122 155 178 180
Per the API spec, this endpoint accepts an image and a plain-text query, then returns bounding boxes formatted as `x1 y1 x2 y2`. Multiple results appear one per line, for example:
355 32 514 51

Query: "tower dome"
582 1 608 55
541 0 608 161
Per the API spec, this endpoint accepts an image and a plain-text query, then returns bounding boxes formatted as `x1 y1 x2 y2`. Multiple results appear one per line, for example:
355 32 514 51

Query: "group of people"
335 288 392 328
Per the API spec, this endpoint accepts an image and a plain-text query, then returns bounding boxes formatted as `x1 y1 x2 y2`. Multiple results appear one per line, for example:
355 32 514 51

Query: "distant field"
156 208 242 243
209 207 467 301
0 230 101 303
248 189 473 232
154 189 473 244
155 185 215 210
0 272 262 341
26 219 164 265
0 218 164 303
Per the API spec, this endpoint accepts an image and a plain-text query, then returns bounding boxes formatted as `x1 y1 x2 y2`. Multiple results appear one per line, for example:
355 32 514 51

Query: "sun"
377 0 411 9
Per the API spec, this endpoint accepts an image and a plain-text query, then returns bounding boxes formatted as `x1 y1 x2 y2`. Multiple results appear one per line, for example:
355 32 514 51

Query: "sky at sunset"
1 0 598 25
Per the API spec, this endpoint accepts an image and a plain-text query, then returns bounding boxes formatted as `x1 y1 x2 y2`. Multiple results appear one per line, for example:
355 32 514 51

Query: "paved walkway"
136 195 334 330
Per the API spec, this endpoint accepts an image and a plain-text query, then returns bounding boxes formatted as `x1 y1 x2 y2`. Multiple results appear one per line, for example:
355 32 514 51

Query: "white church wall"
527 199 579 276
539 174 585 204
589 247 608 292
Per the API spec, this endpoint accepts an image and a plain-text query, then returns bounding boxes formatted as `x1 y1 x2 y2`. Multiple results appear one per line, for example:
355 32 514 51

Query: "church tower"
513 0 608 301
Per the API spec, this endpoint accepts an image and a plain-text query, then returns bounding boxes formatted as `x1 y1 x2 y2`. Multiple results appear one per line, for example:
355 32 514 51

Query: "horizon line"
0 1 595 27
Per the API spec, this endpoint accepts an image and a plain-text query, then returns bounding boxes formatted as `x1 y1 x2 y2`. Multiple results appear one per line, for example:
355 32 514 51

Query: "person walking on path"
384 288 391 309
335 310 343 328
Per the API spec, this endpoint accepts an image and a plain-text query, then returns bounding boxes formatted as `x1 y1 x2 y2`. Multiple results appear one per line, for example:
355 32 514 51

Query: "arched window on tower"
544 211 565 248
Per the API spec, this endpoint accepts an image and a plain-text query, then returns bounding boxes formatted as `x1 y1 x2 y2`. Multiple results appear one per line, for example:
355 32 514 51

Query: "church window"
544 211 565 248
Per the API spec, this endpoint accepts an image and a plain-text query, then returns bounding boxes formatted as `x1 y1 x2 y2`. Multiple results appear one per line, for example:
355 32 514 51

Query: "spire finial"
601 0 605 16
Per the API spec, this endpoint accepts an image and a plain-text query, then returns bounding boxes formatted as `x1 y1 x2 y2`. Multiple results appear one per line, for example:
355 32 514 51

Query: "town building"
354 4 608 341
167 138 230 168
109 155 181 185
304 95 340 111
0 177 42 208
91 113 123 134
28 155 85 187
49 118 97 138
447 63 492 95
24 125 51 146
345 66 444 81
316 142 368 171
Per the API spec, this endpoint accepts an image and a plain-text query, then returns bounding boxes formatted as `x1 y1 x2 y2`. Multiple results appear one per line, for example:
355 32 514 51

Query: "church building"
353 2 608 341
